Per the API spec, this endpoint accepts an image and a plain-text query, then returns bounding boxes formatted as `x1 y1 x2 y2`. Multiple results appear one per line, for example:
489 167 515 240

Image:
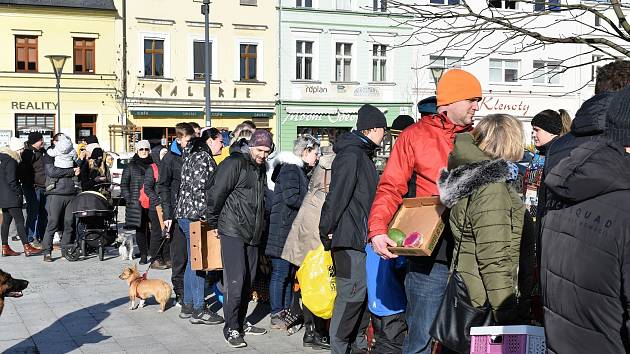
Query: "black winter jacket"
157 142 184 221
319 131 379 252
266 152 309 258
0 148 23 209
121 154 152 228
20 145 46 188
45 164 77 196
541 140 630 354
175 142 218 221
206 146 267 246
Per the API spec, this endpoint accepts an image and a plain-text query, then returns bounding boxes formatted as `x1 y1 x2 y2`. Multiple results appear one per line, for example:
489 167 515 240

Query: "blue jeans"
178 219 206 310
269 256 293 315
24 186 47 242
403 261 450 354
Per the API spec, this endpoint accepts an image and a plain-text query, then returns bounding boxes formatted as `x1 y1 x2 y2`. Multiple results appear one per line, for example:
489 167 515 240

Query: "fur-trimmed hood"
0 147 21 163
267 151 303 189
437 159 512 208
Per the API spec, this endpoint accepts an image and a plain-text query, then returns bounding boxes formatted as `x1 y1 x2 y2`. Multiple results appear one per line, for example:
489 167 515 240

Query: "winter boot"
2 245 20 257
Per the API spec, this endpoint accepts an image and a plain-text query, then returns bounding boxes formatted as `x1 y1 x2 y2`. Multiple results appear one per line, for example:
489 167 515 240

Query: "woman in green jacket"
437 114 536 325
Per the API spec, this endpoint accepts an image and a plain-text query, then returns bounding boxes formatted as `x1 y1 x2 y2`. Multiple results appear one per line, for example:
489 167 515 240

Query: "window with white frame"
335 42 352 81
532 61 560 85
373 0 387 11
336 0 351 10
372 44 387 82
430 0 460 4
429 55 461 69
144 39 164 77
193 41 212 80
534 0 559 11
488 0 516 9
296 41 313 80
296 0 313 7
489 59 519 83
240 44 257 81
592 54 603 81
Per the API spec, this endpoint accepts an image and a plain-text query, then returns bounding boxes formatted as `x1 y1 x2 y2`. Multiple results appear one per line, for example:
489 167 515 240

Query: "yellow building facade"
0 1 122 150
121 0 278 144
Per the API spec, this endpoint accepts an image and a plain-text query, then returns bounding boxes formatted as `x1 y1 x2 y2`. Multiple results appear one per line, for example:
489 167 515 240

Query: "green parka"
437 133 536 324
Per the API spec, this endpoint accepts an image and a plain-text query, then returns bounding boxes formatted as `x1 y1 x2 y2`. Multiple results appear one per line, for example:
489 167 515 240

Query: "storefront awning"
130 108 274 118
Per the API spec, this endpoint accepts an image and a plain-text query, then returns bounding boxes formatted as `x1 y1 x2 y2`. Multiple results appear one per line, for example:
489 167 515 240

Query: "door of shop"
142 127 176 147
15 113 54 146
75 114 97 143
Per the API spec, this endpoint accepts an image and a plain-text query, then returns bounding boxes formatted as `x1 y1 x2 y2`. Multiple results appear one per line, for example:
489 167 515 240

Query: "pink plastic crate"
470 325 546 354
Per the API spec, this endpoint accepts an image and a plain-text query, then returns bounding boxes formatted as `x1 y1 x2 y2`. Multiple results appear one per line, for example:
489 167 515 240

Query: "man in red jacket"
368 69 482 354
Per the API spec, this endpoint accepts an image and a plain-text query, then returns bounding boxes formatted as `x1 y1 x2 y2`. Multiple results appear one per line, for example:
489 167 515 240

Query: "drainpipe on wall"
122 0 128 152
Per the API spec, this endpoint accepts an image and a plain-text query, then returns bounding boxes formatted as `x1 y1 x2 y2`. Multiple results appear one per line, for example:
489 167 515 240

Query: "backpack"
139 163 158 209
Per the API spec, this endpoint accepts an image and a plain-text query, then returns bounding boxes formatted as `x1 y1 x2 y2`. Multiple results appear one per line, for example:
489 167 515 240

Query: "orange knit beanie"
436 69 482 106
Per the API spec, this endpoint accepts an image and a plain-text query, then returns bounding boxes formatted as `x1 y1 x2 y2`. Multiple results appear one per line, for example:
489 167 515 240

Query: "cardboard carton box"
190 221 222 271
387 196 447 256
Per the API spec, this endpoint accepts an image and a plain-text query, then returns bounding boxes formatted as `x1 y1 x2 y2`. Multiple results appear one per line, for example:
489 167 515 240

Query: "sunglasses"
138 148 150 152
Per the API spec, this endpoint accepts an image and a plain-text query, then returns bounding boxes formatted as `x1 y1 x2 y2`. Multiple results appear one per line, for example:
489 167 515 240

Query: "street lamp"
45 55 70 134
430 66 445 87
201 0 212 127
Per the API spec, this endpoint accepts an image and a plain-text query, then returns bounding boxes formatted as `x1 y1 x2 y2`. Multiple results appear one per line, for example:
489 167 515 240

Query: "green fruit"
388 228 406 247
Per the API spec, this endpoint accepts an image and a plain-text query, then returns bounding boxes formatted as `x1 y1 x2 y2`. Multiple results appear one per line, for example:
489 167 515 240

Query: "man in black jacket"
207 129 272 348
157 123 193 310
20 132 47 245
541 86 630 353
319 104 386 354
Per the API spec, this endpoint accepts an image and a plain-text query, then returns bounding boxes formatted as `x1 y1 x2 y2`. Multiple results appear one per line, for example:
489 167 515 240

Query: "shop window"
15 36 38 72
73 38 95 74
372 44 387 82
296 41 313 80
532 60 561 85
296 0 313 7
15 114 54 145
240 44 257 81
144 39 164 77
335 42 352 82
373 0 387 11
336 0 351 10
75 114 97 143
489 58 519 83
193 41 212 80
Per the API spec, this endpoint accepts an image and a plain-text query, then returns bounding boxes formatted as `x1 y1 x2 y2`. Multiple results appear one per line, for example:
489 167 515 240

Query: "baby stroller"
64 184 119 261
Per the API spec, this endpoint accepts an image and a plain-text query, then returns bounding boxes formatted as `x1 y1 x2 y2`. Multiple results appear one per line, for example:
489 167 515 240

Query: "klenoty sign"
479 97 530 116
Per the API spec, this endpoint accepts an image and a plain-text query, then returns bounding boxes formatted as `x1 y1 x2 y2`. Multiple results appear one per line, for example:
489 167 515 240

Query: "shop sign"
353 86 380 97
131 110 203 117
11 101 57 110
304 85 328 96
479 97 530 116
282 112 357 125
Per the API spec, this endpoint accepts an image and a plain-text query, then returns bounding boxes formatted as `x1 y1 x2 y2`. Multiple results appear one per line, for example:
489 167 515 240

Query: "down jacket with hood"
121 154 152 228
174 140 218 221
0 147 23 208
319 131 379 251
282 152 335 265
438 133 536 324
265 151 309 258
143 146 165 212
541 140 630 354
206 143 267 246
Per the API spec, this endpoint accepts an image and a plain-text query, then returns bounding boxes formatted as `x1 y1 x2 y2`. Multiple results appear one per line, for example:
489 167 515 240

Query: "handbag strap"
451 195 472 273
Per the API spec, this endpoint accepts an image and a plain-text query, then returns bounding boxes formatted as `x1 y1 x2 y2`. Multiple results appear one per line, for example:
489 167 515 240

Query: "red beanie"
436 69 482 106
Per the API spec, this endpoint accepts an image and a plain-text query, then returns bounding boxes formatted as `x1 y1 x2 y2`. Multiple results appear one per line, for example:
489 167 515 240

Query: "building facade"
277 0 415 151
121 0 278 146
0 0 121 150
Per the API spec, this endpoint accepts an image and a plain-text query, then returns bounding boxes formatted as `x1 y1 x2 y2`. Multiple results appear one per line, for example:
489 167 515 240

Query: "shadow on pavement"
5 297 128 354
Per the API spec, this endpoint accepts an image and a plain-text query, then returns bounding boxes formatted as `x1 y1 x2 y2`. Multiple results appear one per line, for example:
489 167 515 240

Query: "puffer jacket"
319 131 379 252
157 142 184 221
175 142 217 221
143 163 160 211
20 145 46 188
206 145 267 246
0 148 23 208
438 133 536 324
282 153 335 266
368 113 472 263
266 151 308 258
541 140 630 354
45 163 78 196
121 154 152 228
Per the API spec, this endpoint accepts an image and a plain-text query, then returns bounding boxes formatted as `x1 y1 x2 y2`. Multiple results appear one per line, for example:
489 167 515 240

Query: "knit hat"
249 130 273 149
85 143 100 156
531 110 563 136
85 135 99 145
417 96 437 115
391 115 415 135
27 131 43 145
135 140 151 152
436 69 482 106
9 137 24 152
356 104 387 131
605 85 630 146
90 147 104 160
49 136 73 156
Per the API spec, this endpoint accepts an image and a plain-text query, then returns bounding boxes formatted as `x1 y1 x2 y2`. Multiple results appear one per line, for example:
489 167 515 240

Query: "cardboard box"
387 196 447 256
190 221 223 271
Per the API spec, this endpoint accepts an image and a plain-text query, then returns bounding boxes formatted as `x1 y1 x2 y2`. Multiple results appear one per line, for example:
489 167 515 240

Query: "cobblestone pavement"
0 209 315 353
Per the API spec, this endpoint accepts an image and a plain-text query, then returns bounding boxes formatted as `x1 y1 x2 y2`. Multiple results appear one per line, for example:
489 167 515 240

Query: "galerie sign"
479 97 530 116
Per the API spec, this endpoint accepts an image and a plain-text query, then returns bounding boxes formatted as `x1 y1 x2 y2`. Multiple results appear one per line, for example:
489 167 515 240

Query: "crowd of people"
2 60 630 353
